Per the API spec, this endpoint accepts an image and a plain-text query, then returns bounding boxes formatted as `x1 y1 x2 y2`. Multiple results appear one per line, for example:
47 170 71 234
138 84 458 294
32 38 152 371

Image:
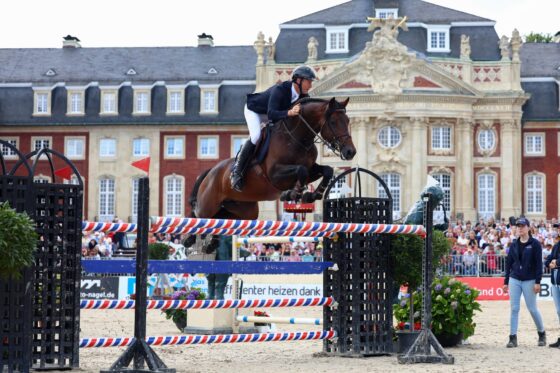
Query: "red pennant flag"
131 157 150 174
54 166 73 181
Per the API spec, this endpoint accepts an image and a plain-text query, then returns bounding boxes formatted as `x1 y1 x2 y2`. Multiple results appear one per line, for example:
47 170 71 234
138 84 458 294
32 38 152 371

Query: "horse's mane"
293 97 346 115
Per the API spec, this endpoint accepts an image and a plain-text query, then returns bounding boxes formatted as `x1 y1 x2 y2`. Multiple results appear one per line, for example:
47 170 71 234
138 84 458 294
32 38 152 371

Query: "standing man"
230 65 317 192
503 217 546 347
544 237 560 347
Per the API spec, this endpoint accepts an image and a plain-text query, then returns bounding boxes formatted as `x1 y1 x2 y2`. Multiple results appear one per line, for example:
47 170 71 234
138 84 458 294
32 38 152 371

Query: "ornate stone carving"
480 120 494 130
499 35 510 61
510 29 522 62
376 148 401 164
254 32 266 65
349 16 415 95
267 37 275 64
307 36 318 63
460 35 471 61
430 166 454 175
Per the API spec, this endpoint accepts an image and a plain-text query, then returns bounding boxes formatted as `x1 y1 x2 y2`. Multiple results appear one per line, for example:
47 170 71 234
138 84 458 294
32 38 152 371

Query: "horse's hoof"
183 235 196 248
203 240 219 254
301 192 315 203
279 191 291 201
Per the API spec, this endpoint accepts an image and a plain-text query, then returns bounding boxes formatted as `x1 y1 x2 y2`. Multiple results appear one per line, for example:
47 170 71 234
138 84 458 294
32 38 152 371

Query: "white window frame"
325 26 349 53
431 126 452 151
477 173 496 219
132 138 150 157
431 173 452 214
426 25 451 53
100 88 119 115
377 126 402 148
65 136 85 160
0 137 18 159
525 172 545 215
375 8 398 19
34 175 51 184
200 86 219 114
31 137 52 159
378 173 401 219
477 129 496 152
231 136 246 158
164 175 184 217
198 135 219 159
33 89 51 116
99 138 117 158
328 175 351 199
164 136 185 159
131 178 140 224
524 132 545 156
167 87 185 115
63 175 81 185
133 88 151 115
99 177 116 222
66 89 85 115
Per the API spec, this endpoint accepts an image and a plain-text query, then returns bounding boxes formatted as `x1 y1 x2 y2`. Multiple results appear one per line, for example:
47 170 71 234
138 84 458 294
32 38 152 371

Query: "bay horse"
185 97 356 252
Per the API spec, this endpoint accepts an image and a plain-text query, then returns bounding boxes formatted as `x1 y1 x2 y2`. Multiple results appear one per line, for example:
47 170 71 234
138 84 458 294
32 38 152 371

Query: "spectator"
462 249 476 275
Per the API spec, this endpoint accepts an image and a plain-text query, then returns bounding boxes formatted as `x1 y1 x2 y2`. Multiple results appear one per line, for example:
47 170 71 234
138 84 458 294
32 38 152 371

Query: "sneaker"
538 331 546 347
506 334 517 348
549 337 560 348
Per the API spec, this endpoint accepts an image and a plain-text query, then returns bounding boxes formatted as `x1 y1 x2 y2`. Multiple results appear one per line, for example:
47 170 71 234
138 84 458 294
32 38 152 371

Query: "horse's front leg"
269 164 309 202
302 163 333 203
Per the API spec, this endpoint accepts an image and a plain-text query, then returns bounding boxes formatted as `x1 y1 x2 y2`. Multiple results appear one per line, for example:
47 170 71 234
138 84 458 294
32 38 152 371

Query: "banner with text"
458 277 553 301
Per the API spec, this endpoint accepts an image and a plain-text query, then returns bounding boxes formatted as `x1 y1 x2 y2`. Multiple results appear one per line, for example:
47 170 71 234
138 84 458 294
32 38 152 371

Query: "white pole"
236 315 323 326
231 235 240 333
239 236 323 245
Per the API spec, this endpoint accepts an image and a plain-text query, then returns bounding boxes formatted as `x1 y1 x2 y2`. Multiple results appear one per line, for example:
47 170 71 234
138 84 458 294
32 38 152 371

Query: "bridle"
281 101 351 159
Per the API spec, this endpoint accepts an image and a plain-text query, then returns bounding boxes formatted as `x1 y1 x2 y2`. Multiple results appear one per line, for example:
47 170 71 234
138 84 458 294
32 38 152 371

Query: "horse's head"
319 98 356 160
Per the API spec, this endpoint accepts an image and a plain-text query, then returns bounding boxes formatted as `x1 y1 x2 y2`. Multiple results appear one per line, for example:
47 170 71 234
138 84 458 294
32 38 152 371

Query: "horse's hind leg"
302 163 334 202
203 203 258 254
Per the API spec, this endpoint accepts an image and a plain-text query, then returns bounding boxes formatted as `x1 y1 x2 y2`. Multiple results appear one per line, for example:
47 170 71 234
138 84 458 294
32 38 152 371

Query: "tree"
525 32 553 43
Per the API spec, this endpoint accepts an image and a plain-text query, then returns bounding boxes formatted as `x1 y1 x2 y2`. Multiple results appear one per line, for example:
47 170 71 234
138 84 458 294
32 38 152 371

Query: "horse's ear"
328 97 337 108
342 97 350 108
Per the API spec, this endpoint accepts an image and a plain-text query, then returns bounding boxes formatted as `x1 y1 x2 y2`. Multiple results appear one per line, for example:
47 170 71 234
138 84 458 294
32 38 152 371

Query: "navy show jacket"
504 236 543 285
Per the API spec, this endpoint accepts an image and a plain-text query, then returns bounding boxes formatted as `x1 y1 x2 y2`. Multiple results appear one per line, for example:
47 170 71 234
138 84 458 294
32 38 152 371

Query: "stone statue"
460 35 471 60
499 35 510 61
254 31 266 65
267 37 275 64
307 36 319 62
510 29 522 62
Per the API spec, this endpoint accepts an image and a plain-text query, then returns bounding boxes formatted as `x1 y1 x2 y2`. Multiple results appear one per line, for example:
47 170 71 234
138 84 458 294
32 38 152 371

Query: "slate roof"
0 46 256 84
520 43 560 79
283 0 493 25
521 81 560 121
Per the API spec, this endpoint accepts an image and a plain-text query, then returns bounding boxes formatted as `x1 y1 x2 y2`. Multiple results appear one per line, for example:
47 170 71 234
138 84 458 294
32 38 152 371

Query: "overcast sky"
1 0 558 48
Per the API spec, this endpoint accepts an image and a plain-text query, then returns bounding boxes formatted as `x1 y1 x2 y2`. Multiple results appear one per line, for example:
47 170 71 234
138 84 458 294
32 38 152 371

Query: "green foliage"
0 201 38 279
525 32 553 43
148 243 170 260
163 288 206 331
390 230 450 289
393 276 482 339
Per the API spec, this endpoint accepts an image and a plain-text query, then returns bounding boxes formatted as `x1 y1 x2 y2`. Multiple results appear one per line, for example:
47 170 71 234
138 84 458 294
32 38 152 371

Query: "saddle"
253 121 274 164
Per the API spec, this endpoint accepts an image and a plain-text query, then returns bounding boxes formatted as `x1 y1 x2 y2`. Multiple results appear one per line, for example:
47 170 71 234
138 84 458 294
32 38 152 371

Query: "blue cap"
516 217 530 226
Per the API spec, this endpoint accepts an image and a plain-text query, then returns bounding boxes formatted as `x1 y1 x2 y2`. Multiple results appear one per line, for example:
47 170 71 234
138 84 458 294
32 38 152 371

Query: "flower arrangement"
393 276 481 340
163 288 206 331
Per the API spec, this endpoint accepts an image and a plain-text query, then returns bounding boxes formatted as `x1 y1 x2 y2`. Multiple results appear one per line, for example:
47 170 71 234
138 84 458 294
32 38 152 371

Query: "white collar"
291 84 299 103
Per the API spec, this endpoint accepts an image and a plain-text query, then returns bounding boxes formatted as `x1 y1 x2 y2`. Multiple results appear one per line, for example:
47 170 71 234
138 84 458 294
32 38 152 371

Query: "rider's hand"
288 104 301 117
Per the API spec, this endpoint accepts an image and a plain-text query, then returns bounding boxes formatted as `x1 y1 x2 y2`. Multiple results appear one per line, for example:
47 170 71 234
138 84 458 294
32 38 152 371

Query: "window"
432 127 451 150
378 173 401 219
133 138 150 157
526 173 544 214
524 133 544 156
328 175 351 199
65 137 85 159
477 174 495 219
432 173 452 213
231 136 246 157
167 90 184 114
200 87 219 114
67 91 84 115
377 126 401 148
326 27 348 53
375 8 398 19
198 136 218 158
33 138 50 151
165 136 184 158
478 129 495 151
427 26 450 52
63 175 80 185
99 178 115 222
34 91 50 115
100 138 117 157
131 178 139 223
133 89 151 114
165 176 184 217
100 90 118 115
34 176 50 184
0 139 17 157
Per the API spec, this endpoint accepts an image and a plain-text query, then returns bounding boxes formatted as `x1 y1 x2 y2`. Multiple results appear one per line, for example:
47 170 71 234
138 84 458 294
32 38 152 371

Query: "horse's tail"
189 168 212 217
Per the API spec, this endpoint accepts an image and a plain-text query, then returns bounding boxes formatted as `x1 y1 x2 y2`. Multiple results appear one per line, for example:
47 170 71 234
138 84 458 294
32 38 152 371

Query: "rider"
230 65 317 192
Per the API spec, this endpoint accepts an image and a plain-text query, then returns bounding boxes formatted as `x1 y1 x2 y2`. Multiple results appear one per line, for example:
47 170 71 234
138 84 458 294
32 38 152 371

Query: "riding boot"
538 331 546 346
506 334 517 348
230 140 256 192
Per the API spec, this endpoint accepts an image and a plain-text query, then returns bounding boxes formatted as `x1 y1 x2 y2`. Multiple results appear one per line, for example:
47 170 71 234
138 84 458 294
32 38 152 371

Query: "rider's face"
300 78 313 94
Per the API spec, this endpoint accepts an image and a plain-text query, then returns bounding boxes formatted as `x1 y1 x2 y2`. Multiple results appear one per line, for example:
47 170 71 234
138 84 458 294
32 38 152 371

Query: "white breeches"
244 104 267 145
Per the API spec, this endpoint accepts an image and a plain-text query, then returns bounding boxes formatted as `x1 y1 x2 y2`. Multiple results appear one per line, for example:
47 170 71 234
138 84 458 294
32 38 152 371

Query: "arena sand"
80 301 560 373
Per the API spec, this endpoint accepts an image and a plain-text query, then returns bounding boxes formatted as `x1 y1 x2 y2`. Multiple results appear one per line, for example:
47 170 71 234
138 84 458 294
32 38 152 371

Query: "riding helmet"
291 65 317 81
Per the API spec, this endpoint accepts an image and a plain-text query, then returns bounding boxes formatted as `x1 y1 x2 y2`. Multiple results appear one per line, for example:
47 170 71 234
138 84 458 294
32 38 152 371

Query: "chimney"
63 35 81 48
197 33 214 47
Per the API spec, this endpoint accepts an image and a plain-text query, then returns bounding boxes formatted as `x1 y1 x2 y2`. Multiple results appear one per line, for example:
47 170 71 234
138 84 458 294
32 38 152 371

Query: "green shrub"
148 243 170 260
0 201 38 279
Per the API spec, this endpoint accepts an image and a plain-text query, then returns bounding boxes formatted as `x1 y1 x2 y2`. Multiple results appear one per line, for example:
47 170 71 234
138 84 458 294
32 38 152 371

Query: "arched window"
431 173 452 214
478 129 495 151
378 126 401 148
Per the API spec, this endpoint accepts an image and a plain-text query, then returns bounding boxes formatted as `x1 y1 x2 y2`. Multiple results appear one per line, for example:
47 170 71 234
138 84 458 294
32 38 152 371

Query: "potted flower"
393 276 481 347
162 288 206 331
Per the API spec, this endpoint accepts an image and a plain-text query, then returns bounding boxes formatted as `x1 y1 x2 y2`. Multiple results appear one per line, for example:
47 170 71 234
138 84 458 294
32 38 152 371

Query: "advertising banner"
81 276 119 299
458 277 553 301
